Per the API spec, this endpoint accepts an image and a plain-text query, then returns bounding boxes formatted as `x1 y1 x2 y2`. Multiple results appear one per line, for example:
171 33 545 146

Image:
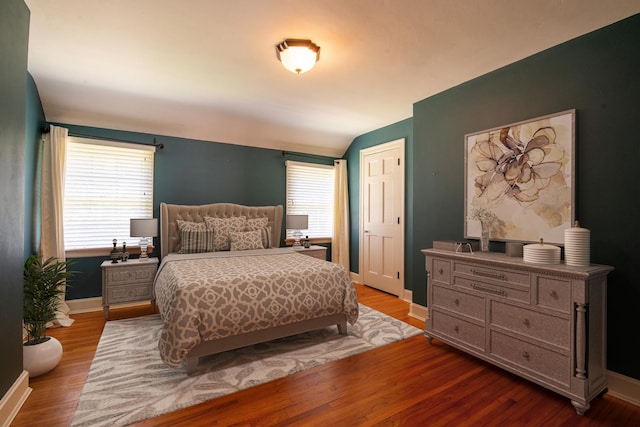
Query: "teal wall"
410 14 640 380
0 0 30 398
52 124 335 299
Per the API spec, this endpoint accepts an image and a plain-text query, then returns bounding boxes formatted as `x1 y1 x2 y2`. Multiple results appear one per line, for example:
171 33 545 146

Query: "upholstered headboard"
159 202 284 258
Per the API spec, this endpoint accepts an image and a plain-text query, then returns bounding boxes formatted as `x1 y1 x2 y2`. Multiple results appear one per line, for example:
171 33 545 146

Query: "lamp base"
292 230 302 247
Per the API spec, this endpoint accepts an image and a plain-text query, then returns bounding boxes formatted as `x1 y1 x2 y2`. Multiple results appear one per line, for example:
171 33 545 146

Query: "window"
285 160 334 240
64 137 154 253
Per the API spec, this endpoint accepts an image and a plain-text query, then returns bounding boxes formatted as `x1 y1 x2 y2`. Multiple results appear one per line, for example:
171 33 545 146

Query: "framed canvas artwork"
464 109 575 245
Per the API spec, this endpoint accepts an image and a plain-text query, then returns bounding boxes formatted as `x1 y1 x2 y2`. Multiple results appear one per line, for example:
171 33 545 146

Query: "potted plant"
23 254 75 377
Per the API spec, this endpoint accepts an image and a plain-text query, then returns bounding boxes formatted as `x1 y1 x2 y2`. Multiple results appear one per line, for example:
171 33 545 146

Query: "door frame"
358 138 406 296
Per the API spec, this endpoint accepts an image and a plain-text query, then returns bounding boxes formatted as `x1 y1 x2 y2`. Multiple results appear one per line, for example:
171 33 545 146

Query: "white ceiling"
25 1 640 157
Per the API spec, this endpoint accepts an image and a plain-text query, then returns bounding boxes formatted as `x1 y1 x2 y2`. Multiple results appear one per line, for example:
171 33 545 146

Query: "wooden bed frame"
158 202 348 374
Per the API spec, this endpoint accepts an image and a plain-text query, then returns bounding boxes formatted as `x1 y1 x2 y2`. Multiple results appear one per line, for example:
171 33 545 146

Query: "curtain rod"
281 150 331 160
41 127 164 150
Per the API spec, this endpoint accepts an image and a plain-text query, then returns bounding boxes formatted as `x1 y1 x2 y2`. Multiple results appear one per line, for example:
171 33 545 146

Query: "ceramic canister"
564 221 590 267
523 238 561 264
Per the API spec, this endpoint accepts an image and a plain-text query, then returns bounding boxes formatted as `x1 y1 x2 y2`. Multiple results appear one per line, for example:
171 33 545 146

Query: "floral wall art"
464 110 575 245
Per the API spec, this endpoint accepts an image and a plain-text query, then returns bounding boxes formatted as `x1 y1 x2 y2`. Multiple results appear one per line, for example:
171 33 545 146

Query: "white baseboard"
409 302 427 322
0 370 31 427
66 297 102 314
607 370 640 407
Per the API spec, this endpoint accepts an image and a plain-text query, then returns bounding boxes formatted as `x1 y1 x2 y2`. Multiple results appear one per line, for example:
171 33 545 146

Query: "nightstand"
101 257 158 319
293 245 327 261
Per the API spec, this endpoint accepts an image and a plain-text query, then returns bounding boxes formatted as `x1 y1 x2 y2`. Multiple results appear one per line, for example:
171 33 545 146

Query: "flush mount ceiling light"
275 39 320 74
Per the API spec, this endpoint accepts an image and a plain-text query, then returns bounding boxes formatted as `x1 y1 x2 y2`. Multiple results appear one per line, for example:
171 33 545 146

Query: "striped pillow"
176 220 215 254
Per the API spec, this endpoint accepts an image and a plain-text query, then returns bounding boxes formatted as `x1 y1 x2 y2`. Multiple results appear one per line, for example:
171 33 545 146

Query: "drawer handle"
522 351 530 360
471 269 506 281
522 318 530 327
438 268 444 275
470 283 505 296
454 298 460 306
453 325 459 333
550 290 558 299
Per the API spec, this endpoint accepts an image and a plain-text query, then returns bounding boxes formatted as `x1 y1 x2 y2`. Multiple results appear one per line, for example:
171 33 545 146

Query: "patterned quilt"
154 248 359 367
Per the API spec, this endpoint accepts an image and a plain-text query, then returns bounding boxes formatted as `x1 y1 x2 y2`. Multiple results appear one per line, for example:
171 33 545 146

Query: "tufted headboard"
159 202 284 258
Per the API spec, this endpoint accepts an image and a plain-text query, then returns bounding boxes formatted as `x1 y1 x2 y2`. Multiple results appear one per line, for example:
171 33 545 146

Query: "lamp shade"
275 39 320 74
130 218 158 237
286 214 308 230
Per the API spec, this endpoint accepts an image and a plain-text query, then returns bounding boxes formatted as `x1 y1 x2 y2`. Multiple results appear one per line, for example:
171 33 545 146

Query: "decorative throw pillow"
245 217 271 248
229 229 265 251
204 216 247 251
175 220 215 253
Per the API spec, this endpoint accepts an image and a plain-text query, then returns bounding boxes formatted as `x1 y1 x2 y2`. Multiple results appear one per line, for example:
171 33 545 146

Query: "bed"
155 202 359 374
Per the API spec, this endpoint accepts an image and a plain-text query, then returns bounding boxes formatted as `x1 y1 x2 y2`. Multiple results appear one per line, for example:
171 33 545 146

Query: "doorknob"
364 230 369 233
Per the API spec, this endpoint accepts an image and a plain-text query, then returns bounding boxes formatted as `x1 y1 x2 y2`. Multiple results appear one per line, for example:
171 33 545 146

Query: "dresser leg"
571 399 590 416
424 331 433 344
103 306 109 320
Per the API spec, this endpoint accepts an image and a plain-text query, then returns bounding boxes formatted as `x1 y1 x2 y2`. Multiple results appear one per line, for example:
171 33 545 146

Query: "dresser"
422 249 613 415
101 258 159 319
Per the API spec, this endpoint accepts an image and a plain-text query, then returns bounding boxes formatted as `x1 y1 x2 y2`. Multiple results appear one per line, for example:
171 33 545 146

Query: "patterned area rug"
71 304 423 426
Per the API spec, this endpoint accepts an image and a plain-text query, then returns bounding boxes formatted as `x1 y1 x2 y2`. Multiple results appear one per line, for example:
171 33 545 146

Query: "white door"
359 139 404 296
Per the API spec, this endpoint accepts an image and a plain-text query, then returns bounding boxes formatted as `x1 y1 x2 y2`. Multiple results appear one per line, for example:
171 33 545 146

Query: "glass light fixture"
130 218 158 259
286 214 309 246
275 39 320 74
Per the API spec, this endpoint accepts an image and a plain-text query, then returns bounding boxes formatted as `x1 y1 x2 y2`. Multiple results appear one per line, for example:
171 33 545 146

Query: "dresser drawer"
454 262 530 286
490 330 570 386
106 264 156 285
490 300 570 350
431 258 451 284
536 276 571 314
431 309 485 352
107 283 153 304
432 285 485 322
453 276 530 304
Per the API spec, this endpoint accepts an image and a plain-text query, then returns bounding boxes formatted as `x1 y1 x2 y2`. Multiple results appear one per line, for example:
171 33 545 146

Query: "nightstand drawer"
106 264 156 285
294 246 327 261
107 283 153 304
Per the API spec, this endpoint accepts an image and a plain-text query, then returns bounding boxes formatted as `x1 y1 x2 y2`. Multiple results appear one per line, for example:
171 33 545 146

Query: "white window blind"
286 160 334 239
64 137 155 250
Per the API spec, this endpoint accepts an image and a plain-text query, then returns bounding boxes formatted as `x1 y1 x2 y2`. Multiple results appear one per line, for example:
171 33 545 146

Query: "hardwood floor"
12 284 640 426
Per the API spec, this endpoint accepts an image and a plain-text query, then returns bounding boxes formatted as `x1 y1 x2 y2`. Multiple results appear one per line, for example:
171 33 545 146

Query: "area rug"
70 304 423 426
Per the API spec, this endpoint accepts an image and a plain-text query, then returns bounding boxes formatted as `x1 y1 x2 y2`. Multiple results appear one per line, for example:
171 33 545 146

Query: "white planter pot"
23 336 63 378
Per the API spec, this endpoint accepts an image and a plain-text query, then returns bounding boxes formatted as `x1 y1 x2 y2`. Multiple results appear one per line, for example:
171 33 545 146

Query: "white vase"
23 336 63 378
480 227 490 252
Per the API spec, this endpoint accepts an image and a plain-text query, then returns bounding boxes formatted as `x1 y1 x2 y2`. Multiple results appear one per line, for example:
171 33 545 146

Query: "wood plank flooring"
12 284 640 426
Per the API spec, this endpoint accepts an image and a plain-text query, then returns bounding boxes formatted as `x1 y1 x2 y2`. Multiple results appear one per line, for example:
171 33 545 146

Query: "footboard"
186 314 348 374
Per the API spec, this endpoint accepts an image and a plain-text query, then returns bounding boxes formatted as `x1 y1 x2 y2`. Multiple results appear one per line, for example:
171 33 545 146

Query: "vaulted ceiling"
25 1 640 156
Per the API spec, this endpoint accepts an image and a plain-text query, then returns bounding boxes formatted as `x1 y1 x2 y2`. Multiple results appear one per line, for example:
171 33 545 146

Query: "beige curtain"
40 125 74 327
332 159 350 271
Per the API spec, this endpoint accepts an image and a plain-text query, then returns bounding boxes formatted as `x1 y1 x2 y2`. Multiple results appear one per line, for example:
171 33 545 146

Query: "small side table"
101 257 158 320
293 245 328 261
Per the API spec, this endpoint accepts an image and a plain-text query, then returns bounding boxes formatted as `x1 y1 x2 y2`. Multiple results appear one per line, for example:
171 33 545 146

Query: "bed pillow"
204 216 247 251
245 217 271 248
229 229 265 251
175 220 215 253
